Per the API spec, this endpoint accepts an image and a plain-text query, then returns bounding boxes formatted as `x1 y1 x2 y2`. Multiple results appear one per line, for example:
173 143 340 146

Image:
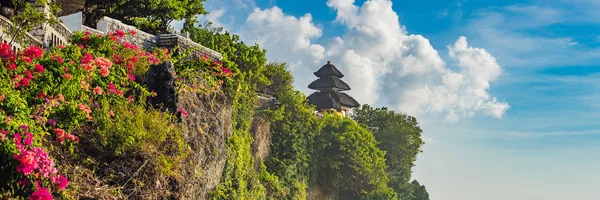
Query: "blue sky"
191 0 600 199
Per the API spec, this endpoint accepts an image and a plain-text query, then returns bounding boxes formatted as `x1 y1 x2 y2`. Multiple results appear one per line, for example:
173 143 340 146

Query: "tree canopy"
352 104 426 199
81 0 207 34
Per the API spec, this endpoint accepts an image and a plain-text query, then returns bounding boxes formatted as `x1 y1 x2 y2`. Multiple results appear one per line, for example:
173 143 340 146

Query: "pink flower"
93 86 103 95
178 108 189 117
130 30 137 35
108 83 117 93
81 53 93 64
115 30 126 38
34 64 45 74
94 57 112 69
54 129 65 144
62 74 72 80
23 46 44 59
6 63 17 70
99 67 110 77
81 63 94 71
128 74 136 82
56 94 65 102
19 78 31 87
30 181 53 200
108 110 115 117
21 56 32 63
24 132 33 146
15 150 36 175
54 175 68 190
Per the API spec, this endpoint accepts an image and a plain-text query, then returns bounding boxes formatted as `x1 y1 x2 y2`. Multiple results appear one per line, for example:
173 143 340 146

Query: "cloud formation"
205 0 509 121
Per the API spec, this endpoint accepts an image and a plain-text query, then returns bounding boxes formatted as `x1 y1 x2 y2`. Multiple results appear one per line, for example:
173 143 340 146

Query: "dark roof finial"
327 61 331 64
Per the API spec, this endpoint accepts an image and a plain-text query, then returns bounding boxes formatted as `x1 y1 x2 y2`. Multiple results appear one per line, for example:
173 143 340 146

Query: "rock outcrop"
145 61 178 114
175 89 233 199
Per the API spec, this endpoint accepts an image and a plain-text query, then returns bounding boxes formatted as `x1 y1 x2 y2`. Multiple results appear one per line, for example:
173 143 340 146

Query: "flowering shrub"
174 54 235 94
0 30 173 199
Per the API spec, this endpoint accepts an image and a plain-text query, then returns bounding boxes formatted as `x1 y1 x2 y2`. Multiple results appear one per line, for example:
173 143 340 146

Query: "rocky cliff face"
175 90 233 199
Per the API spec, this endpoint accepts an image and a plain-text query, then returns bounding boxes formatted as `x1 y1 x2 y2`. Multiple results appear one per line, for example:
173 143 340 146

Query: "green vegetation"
315 115 398 199
80 0 207 33
352 105 427 199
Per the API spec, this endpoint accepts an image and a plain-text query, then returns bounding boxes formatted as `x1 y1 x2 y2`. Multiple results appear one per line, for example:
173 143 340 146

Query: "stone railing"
174 34 222 60
0 14 43 51
81 25 103 35
46 21 72 48
96 17 157 50
95 16 222 60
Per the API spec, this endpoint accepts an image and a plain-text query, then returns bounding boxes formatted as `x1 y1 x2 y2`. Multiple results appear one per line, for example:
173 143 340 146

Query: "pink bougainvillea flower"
178 108 189 117
58 44 64 49
19 78 30 87
0 94 4 101
81 53 93 64
0 43 15 59
113 54 123 64
95 57 112 69
35 64 45 74
57 57 64 63
6 62 17 70
53 128 65 144
23 46 44 59
221 66 233 76
80 79 90 90
62 74 72 80
30 181 53 200
20 56 32 63
24 132 33 146
31 147 57 178
15 150 35 175
81 63 94 71
54 175 68 190
115 30 126 38
128 74 136 82
115 90 123 97
108 110 115 117
24 70 34 79
56 94 65 102
130 30 136 35
99 67 110 77
108 82 117 93
93 86 103 95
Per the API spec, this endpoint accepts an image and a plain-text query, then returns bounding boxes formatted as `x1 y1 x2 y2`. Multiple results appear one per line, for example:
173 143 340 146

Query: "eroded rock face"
145 60 178 113
176 90 233 199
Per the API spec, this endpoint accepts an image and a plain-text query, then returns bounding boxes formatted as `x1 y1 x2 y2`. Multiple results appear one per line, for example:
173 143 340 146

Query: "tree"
0 0 59 46
352 105 424 199
315 115 398 200
262 62 321 199
80 0 207 34
410 180 430 200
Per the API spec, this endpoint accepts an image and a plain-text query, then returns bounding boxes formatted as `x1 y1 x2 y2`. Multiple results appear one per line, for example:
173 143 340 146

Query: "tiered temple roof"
307 61 359 112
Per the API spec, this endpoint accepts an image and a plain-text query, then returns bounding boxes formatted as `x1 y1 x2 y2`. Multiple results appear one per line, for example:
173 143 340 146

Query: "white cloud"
205 0 509 121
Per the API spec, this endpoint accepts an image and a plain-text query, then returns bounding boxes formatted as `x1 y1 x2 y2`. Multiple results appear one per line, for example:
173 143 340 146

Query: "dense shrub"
352 105 424 198
315 115 398 200
0 29 211 199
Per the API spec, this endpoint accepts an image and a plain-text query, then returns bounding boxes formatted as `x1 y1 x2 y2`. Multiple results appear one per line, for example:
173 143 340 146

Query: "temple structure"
307 61 359 116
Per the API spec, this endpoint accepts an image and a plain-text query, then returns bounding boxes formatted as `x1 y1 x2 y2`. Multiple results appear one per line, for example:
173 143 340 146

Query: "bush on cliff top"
0 29 231 199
